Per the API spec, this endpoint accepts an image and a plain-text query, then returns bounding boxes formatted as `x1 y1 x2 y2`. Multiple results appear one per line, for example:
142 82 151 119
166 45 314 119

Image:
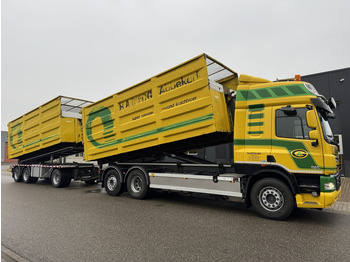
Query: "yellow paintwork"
7 96 88 159
82 54 238 161
234 79 333 174
296 189 341 208
233 76 340 209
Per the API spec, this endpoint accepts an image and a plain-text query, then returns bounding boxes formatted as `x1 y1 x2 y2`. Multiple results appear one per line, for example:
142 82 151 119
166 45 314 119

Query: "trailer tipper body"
9 54 342 219
8 96 92 162
82 54 237 162
8 96 99 187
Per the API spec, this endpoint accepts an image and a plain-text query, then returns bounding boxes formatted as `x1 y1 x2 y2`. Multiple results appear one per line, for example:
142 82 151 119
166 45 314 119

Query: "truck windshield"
318 110 334 144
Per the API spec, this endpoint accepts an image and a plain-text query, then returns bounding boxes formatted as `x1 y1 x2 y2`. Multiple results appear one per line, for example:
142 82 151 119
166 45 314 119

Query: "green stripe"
248 104 265 111
248 113 264 119
93 113 214 149
247 131 263 135
236 84 315 102
12 133 60 151
248 122 264 126
234 139 318 170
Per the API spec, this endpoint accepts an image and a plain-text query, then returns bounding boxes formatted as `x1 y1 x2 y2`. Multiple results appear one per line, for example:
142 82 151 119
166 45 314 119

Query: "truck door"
271 105 324 174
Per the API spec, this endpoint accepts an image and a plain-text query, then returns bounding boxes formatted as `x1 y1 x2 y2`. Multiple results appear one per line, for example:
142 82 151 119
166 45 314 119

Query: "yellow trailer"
82 54 238 162
8 96 92 162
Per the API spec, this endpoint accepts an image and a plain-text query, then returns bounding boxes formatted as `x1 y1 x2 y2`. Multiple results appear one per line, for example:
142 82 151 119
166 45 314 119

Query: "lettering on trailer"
119 90 153 111
132 111 154 121
161 96 197 111
158 71 199 95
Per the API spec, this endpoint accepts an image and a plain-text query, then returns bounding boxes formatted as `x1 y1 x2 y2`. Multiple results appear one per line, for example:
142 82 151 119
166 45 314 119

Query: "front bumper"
296 187 342 209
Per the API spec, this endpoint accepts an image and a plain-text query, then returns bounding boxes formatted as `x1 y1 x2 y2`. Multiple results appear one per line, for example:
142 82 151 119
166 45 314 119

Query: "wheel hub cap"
259 187 284 212
107 176 117 191
131 176 142 192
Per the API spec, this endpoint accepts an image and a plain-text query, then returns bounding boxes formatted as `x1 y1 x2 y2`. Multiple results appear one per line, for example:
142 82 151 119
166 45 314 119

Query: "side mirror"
328 97 337 109
309 130 319 147
306 110 318 128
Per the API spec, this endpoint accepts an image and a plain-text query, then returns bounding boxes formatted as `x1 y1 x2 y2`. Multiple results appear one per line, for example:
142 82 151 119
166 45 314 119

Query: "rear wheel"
104 169 123 196
23 168 31 183
22 168 39 184
126 169 149 199
51 169 71 188
250 178 295 220
13 166 22 182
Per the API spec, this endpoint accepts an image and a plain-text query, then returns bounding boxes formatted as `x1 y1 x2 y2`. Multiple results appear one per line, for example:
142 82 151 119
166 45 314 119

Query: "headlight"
324 182 336 191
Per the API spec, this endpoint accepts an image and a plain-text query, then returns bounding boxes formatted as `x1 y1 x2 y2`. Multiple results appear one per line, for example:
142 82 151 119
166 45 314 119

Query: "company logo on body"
291 149 308 159
158 71 199 95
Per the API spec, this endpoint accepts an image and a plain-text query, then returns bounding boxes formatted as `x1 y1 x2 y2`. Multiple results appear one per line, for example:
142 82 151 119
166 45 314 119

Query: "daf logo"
291 149 308 159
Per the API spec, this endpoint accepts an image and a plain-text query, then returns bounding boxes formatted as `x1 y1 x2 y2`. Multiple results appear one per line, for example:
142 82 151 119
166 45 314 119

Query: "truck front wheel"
104 169 123 196
250 178 295 220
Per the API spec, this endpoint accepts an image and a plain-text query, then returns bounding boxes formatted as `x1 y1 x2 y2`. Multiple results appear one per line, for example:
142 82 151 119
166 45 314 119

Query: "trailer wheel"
51 169 71 188
22 167 38 183
13 166 22 182
126 169 149 199
250 178 295 220
104 169 122 196
23 168 31 183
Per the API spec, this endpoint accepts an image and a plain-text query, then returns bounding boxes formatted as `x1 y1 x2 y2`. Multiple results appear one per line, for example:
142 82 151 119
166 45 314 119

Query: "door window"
276 108 312 139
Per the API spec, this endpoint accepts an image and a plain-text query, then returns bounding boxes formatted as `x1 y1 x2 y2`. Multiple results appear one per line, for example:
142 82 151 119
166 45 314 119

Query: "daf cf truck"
81 54 341 220
9 54 342 219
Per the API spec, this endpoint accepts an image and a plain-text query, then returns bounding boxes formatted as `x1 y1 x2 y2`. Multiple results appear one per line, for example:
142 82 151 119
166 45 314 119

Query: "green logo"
9 124 23 149
85 106 115 147
291 149 308 159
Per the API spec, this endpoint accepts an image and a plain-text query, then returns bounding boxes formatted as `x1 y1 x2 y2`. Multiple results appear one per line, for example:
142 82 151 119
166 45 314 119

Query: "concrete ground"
2 162 350 261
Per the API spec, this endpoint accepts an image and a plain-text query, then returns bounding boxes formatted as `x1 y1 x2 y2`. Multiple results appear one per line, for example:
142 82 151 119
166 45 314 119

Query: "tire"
20 167 38 184
250 178 295 220
51 169 71 188
22 168 31 183
13 166 22 182
104 169 123 196
126 169 149 199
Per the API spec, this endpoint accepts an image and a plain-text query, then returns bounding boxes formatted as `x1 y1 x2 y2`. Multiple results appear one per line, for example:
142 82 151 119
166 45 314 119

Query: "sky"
1 0 350 130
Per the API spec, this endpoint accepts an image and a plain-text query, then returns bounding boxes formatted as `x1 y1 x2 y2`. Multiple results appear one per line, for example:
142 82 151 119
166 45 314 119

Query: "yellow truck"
9 54 342 219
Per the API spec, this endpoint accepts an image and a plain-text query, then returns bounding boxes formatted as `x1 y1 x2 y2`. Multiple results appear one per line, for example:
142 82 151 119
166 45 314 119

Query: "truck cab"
234 75 341 217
